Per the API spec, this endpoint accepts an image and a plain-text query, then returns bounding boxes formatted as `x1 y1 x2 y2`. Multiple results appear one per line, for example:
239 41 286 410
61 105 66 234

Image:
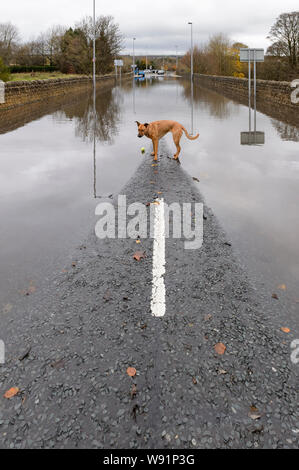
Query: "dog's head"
135 121 149 138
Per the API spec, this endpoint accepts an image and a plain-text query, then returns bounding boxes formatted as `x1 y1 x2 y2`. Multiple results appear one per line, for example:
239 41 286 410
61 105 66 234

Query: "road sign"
114 59 123 67
240 48 264 62
241 131 265 145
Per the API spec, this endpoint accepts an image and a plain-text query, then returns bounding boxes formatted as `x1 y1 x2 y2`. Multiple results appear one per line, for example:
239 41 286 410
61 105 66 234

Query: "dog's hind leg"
172 129 182 160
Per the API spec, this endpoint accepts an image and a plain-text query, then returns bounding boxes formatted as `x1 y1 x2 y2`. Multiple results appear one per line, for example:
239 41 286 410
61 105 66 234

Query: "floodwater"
0 77 298 332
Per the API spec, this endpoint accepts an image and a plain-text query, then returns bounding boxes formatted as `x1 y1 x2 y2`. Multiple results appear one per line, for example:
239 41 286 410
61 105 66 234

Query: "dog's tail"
182 126 199 140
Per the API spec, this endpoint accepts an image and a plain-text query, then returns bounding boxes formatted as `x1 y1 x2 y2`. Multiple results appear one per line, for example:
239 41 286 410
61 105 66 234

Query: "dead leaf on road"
133 251 146 261
214 342 226 355
4 387 19 399
192 377 197 384
281 327 290 333
2 303 12 314
51 358 65 369
131 384 137 399
277 284 286 290
103 289 111 302
249 412 262 420
127 367 136 377
218 369 227 375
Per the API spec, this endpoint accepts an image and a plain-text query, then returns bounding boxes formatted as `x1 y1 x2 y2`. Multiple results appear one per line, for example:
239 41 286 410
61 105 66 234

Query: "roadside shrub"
0 57 11 82
9 65 58 73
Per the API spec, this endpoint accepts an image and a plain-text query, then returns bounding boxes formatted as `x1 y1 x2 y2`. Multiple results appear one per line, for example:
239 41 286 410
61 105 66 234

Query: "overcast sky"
1 0 298 55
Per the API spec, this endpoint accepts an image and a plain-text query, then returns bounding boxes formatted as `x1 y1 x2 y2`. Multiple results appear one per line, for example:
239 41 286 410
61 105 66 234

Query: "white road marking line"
151 198 166 317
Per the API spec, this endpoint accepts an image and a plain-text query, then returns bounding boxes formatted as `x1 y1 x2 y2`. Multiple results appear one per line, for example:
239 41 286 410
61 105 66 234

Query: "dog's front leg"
153 139 158 161
150 139 155 157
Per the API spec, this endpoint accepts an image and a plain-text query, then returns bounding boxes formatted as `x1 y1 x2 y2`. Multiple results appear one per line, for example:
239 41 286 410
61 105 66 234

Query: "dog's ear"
135 121 140 126
144 123 149 127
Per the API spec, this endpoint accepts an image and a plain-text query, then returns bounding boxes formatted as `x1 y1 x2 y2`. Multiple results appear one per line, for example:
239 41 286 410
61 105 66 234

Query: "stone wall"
194 74 297 108
0 74 130 110
193 74 299 126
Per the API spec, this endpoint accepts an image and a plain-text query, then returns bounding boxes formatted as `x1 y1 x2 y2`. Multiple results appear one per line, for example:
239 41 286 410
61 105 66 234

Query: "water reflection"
53 87 122 144
240 85 265 146
181 79 232 119
271 119 299 142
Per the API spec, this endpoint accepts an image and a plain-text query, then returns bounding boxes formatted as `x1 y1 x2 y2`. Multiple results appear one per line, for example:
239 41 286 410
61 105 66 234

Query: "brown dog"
136 120 199 161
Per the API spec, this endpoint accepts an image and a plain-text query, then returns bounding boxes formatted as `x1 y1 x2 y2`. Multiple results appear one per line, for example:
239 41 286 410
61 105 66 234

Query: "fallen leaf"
192 377 197 384
250 405 258 412
272 293 279 299
214 342 226 355
218 369 227 375
103 289 111 302
133 251 146 261
281 327 290 333
277 284 286 290
204 314 212 321
4 387 19 399
2 303 12 314
28 281 36 294
19 345 31 361
130 384 137 399
51 358 65 369
127 367 136 377
248 412 262 420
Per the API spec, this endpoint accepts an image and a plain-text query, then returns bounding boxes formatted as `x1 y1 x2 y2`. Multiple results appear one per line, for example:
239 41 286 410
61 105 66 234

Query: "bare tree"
76 15 123 73
0 22 19 64
267 11 299 67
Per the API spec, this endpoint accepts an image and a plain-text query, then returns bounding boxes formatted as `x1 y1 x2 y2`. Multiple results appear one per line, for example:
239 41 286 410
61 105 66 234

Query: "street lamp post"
188 22 194 135
188 22 193 81
175 45 178 71
93 0 96 198
133 38 136 75
93 0 96 95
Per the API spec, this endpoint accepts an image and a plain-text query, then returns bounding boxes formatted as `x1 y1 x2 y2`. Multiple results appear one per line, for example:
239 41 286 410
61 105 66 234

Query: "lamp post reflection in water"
93 0 97 198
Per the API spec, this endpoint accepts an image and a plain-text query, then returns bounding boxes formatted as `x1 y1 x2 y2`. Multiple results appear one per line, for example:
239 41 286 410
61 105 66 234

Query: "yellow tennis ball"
141 147 145 154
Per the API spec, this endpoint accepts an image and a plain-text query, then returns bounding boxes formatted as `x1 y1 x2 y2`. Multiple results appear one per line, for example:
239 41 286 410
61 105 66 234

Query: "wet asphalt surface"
0 141 298 449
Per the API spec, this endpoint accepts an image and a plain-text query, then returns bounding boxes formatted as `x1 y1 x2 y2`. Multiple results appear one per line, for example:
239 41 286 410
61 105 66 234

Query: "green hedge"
9 65 58 73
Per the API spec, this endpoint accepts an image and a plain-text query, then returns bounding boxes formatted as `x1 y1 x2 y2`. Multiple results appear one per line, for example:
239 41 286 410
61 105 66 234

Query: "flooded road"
0 77 298 331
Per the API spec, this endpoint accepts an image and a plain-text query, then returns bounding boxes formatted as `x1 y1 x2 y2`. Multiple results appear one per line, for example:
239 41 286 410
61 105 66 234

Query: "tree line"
180 11 299 81
0 15 123 79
